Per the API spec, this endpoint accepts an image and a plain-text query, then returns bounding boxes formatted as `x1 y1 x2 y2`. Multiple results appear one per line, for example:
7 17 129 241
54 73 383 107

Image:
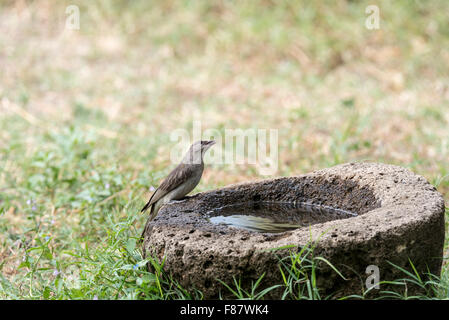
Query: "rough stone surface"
142 162 446 298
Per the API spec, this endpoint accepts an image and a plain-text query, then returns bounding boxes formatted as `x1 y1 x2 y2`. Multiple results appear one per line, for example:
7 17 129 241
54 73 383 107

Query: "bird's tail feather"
141 200 151 213
148 204 158 221
139 203 154 243
140 203 160 243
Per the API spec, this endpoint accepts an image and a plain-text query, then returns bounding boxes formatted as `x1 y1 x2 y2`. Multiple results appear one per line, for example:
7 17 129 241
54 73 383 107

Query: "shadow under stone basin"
142 162 445 299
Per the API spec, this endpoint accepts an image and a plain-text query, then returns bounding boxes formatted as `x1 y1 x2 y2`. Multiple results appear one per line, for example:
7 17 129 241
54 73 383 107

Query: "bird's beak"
206 140 216 149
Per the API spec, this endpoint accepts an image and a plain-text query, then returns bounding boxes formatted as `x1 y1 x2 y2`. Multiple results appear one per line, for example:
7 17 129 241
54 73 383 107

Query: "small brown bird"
140 140 215 237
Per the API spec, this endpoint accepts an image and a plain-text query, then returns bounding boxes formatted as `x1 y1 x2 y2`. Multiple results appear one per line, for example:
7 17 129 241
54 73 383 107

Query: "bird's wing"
141 163 197 213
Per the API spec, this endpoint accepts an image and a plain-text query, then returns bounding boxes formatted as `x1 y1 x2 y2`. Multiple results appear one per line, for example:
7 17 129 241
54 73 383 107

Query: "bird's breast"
165 165 204 201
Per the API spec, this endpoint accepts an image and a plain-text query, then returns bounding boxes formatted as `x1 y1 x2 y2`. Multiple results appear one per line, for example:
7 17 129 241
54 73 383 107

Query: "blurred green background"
0 0 448 299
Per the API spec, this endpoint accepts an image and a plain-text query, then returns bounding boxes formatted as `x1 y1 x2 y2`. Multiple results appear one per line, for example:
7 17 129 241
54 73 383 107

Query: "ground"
0 0 448 299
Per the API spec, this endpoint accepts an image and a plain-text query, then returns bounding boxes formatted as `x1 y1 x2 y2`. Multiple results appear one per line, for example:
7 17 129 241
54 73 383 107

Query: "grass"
344 259 449 300
1 0 448 299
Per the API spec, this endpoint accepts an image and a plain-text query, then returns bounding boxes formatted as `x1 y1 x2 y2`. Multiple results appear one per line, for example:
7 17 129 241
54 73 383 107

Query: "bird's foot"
168 197 189 204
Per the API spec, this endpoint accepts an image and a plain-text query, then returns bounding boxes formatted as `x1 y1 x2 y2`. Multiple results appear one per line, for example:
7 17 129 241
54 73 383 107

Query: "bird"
140 140 216 239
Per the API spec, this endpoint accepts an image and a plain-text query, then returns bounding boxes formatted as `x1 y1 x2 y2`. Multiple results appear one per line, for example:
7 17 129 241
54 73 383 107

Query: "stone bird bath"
142 162 445 298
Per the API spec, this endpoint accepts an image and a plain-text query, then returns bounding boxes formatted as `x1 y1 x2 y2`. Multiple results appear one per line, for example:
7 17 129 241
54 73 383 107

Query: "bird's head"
200 140 216 152
183 140 216 164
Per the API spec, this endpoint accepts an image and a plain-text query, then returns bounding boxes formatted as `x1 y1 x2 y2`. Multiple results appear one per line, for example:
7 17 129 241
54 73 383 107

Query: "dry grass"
0 0 448 299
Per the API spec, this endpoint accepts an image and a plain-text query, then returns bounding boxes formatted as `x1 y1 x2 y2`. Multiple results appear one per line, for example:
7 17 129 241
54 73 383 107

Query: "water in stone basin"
207 201 357 233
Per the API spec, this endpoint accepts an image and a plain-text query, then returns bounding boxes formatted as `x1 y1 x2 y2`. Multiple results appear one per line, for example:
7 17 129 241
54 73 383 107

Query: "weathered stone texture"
143 162 445 298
